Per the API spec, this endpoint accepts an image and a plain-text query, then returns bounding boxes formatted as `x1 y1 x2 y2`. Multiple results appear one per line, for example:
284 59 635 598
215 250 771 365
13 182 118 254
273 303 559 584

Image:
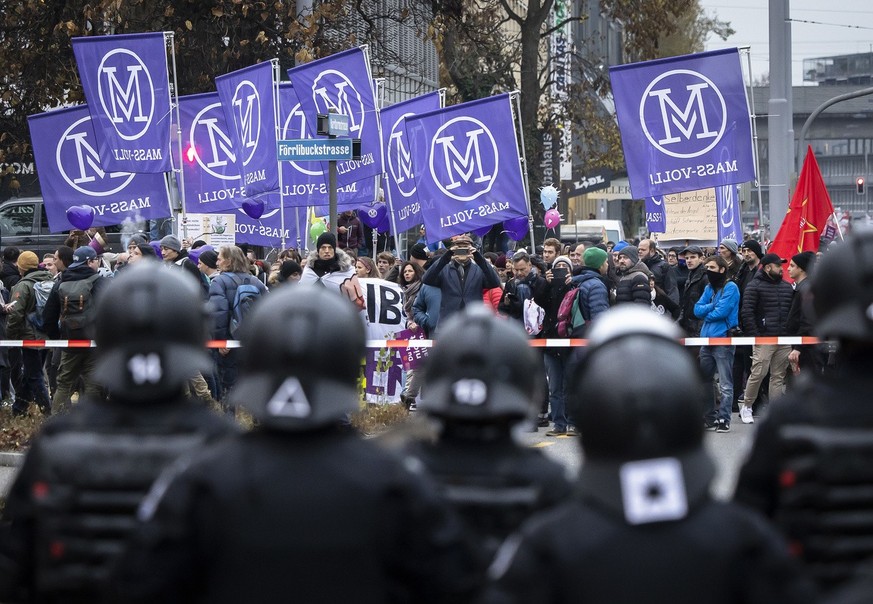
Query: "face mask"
678 258 686 266
706 270 726 287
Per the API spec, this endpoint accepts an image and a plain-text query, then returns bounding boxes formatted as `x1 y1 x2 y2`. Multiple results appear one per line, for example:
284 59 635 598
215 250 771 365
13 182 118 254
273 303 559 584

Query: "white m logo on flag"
641 69 727 159
430 117 498 202
232 81 261 165
58 116 134 196
313 71 364 136
97 49 155 140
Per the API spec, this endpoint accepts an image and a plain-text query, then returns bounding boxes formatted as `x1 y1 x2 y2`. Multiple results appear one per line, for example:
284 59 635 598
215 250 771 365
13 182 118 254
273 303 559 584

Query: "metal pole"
272 59 285 250
329 160 337 237
768 0 791 233
741 47 766 237
510 92 535 247
166 33 185 225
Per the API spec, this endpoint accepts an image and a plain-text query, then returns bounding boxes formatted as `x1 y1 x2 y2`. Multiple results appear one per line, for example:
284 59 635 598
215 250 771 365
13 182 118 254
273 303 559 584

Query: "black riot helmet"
92 262 213 402
568 306 707 461
808 231 873 343
418 304 543 422
228 285 366 430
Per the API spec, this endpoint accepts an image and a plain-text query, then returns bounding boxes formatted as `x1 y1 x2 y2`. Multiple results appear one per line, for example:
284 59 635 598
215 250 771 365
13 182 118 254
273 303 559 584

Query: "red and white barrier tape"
0 336 822 349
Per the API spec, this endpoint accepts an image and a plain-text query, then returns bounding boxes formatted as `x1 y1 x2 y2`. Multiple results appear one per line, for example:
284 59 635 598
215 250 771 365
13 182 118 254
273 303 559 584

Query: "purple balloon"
150 241 163 257
504 216 528 241
473 224 493 238
242 198 265 219
360 204 387 229
66 205 95 230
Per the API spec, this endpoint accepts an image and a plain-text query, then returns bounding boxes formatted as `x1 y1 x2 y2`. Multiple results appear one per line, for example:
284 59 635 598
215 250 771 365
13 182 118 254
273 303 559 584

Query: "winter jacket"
422 251 500 325
300 248 365 310
7 269 52 339
741 270 794 336
0 260 21 290
208 271 268 339
499 270 546 323
534 272 575 339
694 281 740 338
336 213 363 251
614 262 653 305
643 254 679 305
482 287 503 312
573 268 610 323
678 266 708 337
785 278 812 338
412 284 441 337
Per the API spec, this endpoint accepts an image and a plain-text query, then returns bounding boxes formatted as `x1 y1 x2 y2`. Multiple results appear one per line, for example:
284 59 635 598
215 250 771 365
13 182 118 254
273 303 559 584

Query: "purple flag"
404 93 528 241
215 62 279 196
28 105 171 232
278 83 377 207
716 184 743 243
610 48 756 199
645 196 667 233
72 33 172 173
177 92 243 213
286 48 384 187
380 91 442 234
233 192 302 247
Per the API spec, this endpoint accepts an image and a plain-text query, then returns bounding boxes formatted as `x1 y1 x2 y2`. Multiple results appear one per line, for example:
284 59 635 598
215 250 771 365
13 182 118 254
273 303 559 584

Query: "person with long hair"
399 260 424 409
355 256 379 280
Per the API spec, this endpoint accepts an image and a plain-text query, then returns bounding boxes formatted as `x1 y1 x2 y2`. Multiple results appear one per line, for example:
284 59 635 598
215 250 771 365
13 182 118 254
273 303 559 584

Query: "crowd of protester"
1 208 872 602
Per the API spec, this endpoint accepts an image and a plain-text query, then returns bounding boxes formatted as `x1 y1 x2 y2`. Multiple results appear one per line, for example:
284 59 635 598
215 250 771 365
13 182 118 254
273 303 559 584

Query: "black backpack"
58 273 100 337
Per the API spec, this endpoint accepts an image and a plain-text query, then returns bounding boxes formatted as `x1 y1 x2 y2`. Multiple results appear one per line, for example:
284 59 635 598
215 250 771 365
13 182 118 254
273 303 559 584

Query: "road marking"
531 441 555 448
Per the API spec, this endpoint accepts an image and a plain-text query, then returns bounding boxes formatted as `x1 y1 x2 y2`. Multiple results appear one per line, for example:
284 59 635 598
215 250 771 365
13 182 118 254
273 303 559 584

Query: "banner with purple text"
286 48 384 187
645 195 667 233
72 32 172 173
716 183 743 243
404 93 528 242
361 278 405 404
28 105 171 232
215 61 279 197
278 83 377 207
380 91 442 234
610 48 755 199
177 92 244 213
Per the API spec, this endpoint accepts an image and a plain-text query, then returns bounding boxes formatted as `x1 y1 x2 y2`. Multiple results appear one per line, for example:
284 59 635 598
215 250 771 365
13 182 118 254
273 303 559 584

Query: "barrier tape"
0 336 823 349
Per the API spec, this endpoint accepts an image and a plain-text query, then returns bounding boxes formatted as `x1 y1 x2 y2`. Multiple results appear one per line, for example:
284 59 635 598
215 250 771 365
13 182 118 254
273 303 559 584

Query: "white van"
560 220 625 246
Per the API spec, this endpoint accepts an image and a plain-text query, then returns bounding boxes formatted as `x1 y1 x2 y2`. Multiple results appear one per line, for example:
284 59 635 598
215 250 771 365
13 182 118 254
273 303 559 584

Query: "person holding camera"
421 233 501 328
498 251 545 324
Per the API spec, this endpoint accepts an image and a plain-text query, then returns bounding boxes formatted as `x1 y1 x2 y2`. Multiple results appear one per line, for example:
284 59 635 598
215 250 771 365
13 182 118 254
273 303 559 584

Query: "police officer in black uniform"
0 263 237 603
111 286 478 603
483 306 814 604
405 304 570 572
736 231 873 596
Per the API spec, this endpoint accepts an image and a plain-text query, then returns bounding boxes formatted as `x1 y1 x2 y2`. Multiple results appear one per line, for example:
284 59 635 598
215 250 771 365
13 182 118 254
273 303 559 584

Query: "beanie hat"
742 239 763 260
613 241 629 253
719 238 739 255
792 251 816 274
198 250 218 269
617 245 639 265
316 231 337 250
553 255 572 270
160 234 182 253
127 234 148 248
409 243 429 260
17 251 39 272
494 254 507 269
279 260 302 281
584 246 608 269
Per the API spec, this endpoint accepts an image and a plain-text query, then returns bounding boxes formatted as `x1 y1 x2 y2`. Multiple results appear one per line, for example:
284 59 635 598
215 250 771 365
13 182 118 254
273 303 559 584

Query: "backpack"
556 287 586 337
228 274 261 338
27 279 55 332
59 273 101 336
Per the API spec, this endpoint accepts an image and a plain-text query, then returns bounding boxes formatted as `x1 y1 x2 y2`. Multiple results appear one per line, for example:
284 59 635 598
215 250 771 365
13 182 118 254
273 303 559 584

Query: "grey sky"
699 1 873 85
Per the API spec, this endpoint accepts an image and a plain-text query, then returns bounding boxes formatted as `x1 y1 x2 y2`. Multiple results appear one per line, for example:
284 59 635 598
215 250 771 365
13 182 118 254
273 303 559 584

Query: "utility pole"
768 0 792 233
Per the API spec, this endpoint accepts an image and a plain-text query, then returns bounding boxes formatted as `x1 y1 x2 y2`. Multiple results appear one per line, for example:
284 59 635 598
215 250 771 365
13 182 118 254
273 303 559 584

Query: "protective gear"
228 285 365 430
706 270 727 288
569 306 707 461
418 303 542 422
91 263 212 401
808 232 873 342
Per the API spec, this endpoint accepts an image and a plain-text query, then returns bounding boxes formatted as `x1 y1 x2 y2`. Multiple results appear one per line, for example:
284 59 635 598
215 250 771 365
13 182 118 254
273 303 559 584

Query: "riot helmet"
228 285 366 430
92 262 213 402
568 306 706 461
418 304 542 422
808 231 873 343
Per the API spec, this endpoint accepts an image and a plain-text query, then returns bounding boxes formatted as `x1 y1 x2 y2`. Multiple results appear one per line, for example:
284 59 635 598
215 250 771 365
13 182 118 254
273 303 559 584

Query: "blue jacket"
694 281 740 338
208 271 268 339
412 283 442 338
574 268 610 322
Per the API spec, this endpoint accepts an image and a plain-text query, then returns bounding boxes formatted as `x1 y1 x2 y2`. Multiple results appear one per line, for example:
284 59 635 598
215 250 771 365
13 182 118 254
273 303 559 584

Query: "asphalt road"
0 415 756 500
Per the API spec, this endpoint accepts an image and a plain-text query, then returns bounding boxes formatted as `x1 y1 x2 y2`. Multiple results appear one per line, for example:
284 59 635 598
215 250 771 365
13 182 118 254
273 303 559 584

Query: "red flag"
768 146 834 265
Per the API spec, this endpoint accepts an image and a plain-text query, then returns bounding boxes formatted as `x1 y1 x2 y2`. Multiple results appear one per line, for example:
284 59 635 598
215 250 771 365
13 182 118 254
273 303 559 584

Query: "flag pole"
831 211 846 241
740 46 766 240
272 58 285 250
510 91 535 248
166 32 186 229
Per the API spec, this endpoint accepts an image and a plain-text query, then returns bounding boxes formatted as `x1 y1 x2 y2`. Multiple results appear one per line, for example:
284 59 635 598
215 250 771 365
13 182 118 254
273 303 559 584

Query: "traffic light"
857 177 866 195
